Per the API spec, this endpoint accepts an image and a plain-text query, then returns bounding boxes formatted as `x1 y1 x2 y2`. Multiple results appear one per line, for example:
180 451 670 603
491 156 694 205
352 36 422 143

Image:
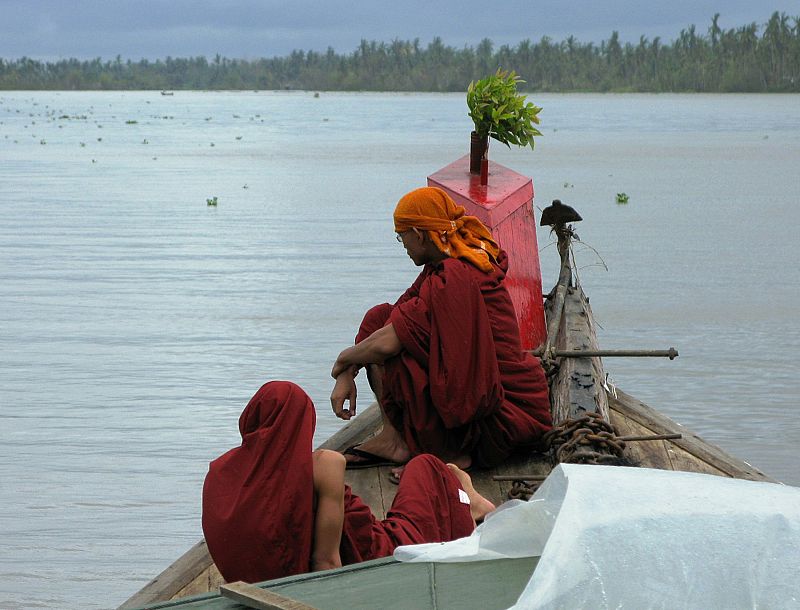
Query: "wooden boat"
118 171 775 610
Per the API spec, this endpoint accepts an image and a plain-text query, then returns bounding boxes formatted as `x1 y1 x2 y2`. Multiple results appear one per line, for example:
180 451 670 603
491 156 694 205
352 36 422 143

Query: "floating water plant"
206 196 218 206
125 120 138 124
616 193 630 204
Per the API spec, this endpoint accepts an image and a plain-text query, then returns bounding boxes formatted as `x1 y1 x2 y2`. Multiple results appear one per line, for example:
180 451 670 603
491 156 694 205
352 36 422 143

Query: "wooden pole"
530 348 679 359
220 582 317 610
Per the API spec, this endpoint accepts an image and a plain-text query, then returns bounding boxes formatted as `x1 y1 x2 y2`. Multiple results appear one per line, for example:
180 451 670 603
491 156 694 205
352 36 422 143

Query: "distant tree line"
1 13 798 92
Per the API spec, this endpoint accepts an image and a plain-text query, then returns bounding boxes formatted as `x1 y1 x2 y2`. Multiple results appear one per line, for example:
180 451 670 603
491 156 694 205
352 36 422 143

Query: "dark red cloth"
356 251 552 467
202 381 316 583
339 454 475 563
202 384 474 584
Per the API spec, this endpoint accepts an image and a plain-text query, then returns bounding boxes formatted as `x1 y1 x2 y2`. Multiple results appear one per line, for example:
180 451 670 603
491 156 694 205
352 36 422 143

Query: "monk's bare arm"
331 323 402 378
311 450 346 572
331 368 358 420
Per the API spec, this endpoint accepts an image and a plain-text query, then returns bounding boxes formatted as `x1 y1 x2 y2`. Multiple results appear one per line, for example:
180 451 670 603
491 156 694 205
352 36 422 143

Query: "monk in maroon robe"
202 380 492 584
331 186 552 472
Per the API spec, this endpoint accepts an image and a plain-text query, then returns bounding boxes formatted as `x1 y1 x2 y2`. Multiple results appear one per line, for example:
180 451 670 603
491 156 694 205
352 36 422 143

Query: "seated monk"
201 380 494 584
331 186 552 473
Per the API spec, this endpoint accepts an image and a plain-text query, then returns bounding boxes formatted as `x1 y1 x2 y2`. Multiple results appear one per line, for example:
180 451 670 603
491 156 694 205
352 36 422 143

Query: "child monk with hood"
202 380 493 583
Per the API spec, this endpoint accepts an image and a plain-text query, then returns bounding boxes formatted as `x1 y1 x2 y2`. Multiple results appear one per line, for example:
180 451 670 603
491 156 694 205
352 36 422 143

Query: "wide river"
1 91 798 609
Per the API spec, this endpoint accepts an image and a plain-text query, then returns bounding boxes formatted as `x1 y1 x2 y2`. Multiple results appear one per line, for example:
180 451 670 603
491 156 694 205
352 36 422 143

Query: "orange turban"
393 187 500 273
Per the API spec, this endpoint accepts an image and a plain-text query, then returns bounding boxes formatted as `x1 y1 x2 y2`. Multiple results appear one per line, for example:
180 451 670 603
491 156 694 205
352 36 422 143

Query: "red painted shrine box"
427 155 546 350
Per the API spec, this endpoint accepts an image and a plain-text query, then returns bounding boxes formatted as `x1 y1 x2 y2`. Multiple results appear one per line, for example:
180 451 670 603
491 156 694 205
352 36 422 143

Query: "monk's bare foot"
448 454 472 470
343 429 411 467
388 464 405 484
447 463 496 523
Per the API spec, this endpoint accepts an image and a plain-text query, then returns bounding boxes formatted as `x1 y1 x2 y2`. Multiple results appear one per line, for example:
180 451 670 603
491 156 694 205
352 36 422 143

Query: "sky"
1 0 798 61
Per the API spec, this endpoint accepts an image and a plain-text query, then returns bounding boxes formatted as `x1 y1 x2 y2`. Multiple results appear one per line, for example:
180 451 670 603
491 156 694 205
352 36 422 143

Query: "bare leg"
345 364 411 465
446 464 496 524
390 452 471 483
311 450 345 571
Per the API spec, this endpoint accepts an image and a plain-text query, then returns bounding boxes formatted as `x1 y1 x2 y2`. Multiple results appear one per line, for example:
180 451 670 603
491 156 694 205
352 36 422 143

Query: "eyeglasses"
395 228 420 242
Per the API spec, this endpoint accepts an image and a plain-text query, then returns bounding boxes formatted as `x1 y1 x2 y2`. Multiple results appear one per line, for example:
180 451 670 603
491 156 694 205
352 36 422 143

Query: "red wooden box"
428 155 546 350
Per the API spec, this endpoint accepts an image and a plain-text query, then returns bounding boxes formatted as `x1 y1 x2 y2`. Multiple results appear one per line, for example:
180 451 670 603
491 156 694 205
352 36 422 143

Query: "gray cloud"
0 0 797 60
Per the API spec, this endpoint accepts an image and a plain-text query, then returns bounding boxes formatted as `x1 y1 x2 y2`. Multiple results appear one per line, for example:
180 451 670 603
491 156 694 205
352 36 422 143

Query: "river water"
1 91 798 609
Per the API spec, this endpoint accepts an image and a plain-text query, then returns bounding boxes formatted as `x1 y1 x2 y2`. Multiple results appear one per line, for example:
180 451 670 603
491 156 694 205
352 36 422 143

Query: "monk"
331 186 552 473
201 380 494 584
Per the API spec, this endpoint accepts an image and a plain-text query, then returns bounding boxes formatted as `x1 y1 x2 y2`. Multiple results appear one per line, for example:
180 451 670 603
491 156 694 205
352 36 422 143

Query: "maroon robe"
202 381 316 583
356 251 552 468
202 381 474 584
340 454 475 564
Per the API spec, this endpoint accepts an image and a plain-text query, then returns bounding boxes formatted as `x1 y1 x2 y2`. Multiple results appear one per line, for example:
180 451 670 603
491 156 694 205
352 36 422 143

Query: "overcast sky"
1 0 798 61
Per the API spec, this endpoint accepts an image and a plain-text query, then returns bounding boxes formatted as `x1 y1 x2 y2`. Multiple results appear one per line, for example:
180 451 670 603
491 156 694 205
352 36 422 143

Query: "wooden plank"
375 465 397 515
468 467 506 507
665 443 730 477
207 566 224 596
316 403 381 452
488 451 554 503
220 582 317 610
610 411 673 471
174 565 218 600
119 540 216 609
547 285 609 426
345 467 388 521
609 388 776 482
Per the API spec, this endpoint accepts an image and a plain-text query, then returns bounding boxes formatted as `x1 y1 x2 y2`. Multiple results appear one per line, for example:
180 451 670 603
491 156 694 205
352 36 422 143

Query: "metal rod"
492 475 548 481
619 433 682 442
530 347 679 360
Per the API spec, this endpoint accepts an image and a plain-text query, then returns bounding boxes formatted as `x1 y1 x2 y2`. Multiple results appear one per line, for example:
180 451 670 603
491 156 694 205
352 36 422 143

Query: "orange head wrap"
393 186 500 273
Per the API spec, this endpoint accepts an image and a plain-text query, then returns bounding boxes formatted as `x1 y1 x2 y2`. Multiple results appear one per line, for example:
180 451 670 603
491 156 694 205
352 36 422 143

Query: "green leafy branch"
467 69 543 150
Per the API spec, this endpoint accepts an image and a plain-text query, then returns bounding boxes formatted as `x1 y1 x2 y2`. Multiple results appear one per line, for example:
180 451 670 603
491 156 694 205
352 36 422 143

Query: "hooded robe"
202 381 475 583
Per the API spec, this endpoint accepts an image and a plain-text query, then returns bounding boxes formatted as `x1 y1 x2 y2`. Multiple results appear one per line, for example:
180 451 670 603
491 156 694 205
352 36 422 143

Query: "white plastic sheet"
394 464 800 609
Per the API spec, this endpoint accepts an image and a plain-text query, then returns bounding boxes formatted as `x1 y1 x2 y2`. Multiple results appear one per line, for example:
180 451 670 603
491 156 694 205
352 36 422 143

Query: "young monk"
331 186 552 474
201 380 494 584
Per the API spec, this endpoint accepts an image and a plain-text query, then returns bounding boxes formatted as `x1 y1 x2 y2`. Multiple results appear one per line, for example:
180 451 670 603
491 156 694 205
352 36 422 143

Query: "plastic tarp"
394 464 800 609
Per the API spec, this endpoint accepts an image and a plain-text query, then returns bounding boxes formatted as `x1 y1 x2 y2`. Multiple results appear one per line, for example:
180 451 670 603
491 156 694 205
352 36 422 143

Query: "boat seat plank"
220 581 316 610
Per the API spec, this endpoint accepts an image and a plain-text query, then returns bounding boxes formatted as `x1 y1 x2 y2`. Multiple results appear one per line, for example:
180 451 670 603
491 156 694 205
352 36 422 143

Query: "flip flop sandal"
343 446 399 470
